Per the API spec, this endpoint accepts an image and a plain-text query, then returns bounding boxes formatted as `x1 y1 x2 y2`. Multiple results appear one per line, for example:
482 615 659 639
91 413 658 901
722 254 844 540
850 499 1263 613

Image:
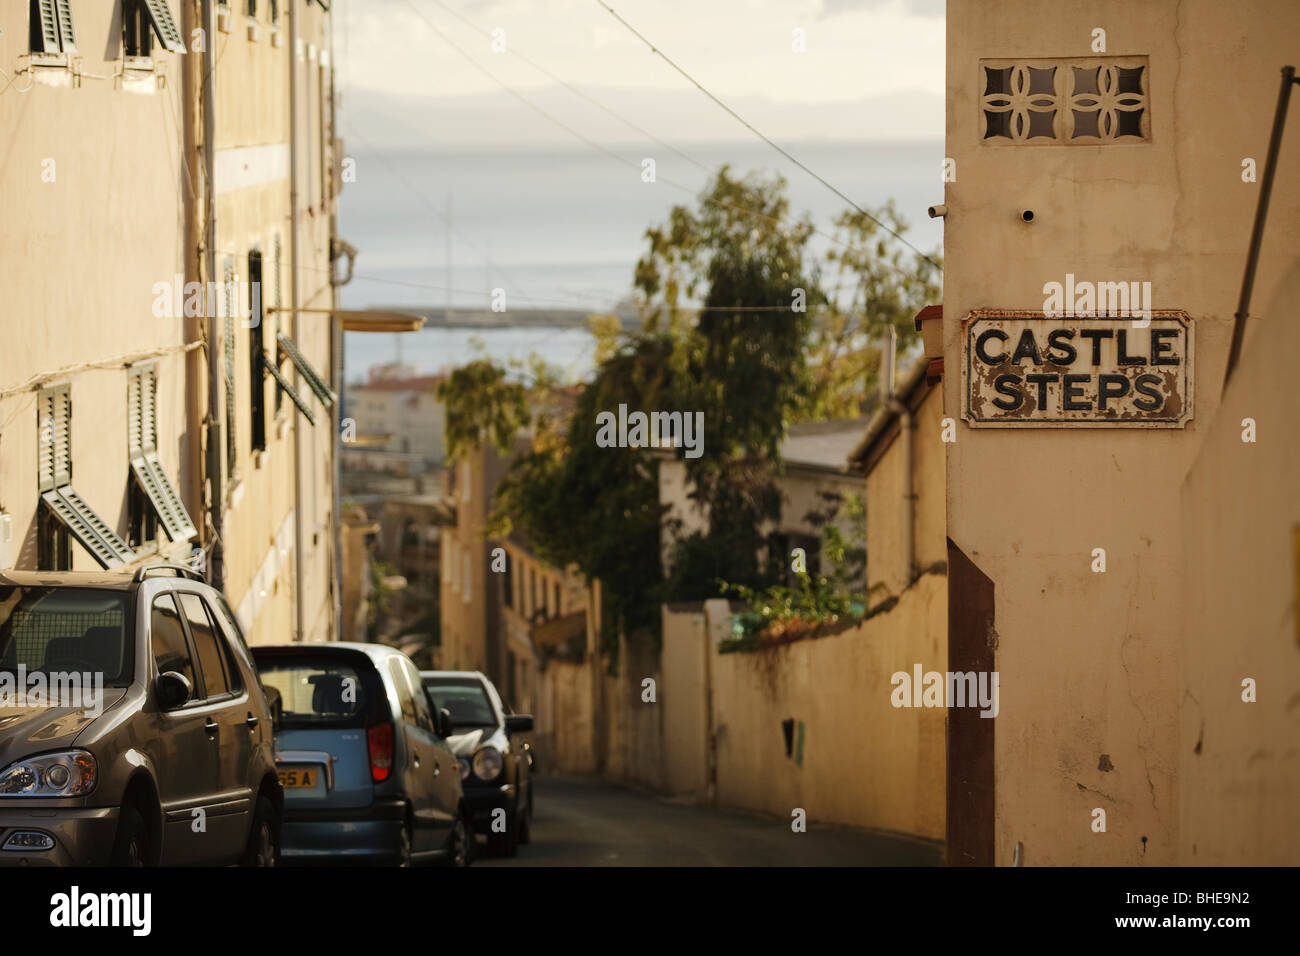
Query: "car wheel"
110 807 150 867
441 815 472 868
517 791 532 845
395 819 413 867
487 804 519 858
240 797 279 867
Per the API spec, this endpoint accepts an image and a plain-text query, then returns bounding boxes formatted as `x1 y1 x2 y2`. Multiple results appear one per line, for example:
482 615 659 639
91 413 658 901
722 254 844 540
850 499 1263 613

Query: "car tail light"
368 723 394 783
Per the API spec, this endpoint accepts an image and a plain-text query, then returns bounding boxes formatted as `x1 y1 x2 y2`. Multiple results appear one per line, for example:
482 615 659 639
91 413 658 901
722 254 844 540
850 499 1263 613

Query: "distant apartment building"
0 0 350 647
343 368 446 473
436 439 587 712
655 418 869 590
942 0 1300 864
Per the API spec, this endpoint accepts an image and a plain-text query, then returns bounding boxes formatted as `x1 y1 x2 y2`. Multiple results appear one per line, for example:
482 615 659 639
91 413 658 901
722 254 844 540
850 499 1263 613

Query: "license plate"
277 767 318 789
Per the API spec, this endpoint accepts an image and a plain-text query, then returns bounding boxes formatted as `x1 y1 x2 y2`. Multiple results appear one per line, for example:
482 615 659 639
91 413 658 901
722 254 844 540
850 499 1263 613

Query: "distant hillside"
367 306 641 329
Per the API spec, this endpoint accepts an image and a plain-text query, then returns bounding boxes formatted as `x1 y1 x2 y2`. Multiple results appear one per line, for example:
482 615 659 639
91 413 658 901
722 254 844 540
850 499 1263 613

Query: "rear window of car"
0 587 132 686
423 678 497 729
255 656 384 728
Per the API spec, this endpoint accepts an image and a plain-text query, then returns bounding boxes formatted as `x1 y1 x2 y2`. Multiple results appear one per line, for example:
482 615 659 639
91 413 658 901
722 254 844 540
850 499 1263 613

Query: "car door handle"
434 761 440 777
204 719 218 735
246 714 259 730
413 754 420 768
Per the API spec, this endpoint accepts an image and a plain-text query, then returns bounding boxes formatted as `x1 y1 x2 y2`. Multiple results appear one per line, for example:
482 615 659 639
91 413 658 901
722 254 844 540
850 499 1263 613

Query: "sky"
335 0 946 145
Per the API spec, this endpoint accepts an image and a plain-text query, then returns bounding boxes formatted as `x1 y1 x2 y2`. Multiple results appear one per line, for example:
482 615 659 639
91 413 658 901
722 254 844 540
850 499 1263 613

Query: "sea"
339 139 944 384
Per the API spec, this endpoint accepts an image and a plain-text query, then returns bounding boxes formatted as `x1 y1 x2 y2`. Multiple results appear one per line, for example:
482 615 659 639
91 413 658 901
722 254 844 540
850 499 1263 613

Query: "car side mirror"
155 671 192 710
437 707 454 739
505 714 533 734
263 685 284 732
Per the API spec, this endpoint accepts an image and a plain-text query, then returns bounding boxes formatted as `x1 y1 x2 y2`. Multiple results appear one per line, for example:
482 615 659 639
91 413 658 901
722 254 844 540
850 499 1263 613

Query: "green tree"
437 358 531 461
800 200 943 420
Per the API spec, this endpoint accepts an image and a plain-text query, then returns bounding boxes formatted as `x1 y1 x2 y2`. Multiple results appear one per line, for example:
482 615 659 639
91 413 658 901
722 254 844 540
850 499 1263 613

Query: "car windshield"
424 679 497 728
0 587 132 689
257 660 370 728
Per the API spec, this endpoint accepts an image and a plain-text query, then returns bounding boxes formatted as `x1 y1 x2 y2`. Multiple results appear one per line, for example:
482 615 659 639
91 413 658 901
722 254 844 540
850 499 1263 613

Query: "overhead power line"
428 0 711 174
398 0 930 286
589 0 942 270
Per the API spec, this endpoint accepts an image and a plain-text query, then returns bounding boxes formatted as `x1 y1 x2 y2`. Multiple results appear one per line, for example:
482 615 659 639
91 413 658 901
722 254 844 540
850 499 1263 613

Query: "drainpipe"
201 0 223 591
290 0 305 642
881 326 914 585
328 14 343 642
1224 65 1298 388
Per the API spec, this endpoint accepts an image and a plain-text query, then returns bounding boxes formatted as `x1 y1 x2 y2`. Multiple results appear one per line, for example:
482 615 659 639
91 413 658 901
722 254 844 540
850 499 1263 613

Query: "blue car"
252 643 471 866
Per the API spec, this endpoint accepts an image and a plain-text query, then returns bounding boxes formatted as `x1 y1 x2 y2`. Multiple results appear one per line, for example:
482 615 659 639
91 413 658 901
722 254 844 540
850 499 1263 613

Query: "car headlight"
0 751 97 797
471 746 503 781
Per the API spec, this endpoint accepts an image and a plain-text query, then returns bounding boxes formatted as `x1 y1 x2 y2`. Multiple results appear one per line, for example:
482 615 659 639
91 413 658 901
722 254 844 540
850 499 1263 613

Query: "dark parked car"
254 643 472 866
0 565 282 866
421 671 533 857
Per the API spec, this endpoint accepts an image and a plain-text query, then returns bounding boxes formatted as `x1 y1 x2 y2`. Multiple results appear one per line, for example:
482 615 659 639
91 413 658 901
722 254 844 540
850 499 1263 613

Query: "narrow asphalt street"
475 774 943 866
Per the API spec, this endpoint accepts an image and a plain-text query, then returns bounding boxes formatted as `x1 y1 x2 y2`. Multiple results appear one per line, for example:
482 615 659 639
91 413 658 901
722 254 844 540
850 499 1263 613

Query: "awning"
530 610 587 650
129 453 197 541
260 351 316 425
277 332 337 407
267 307 426 334
41 488 136 569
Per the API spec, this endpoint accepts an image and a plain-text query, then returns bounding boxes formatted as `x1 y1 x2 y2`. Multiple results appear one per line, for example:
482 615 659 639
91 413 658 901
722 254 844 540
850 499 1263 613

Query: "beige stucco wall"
213 0 337 645
535 658 597 774
663 576 947 839
0 3 194 571
944 0 1300 864
1179 262 1300 864
867 385 947 599
599 632 666 790
660 605 711 796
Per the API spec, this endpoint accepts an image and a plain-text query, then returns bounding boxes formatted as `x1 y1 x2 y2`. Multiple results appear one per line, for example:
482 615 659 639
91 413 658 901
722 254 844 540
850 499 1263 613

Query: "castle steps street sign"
963 310 1193 428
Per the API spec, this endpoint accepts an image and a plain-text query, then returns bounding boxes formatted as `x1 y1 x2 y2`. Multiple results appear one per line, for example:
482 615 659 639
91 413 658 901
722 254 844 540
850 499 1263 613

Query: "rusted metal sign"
963 310 1193 428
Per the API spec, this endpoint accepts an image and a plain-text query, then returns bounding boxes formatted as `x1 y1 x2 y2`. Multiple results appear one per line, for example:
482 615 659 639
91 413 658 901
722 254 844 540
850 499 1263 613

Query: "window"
248 250 266 452
123 0 187 57
223 258 238 480
179 593 233 698
554 582 561 618
258 661 369 727
29 0 76 55
38 384 136 570
127 475 158 552
128 364 197 544
424 677 496 728
246 0 256 16
151 593 195 687
0 588 130 685
389 659 416 724
462 547 471 604
502 552 513 609
38 506 71 571
273 234 283 414
403 659 435 732
980 57 1148 144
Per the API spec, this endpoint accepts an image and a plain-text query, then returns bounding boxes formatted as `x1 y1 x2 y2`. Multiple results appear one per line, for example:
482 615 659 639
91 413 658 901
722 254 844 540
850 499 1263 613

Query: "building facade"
0 0 343 647
942 0 1300 865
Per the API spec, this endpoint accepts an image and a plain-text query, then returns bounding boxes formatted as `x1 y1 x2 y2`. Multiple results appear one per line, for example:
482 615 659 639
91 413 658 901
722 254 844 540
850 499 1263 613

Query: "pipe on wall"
290 0 305 642
201 0 223 591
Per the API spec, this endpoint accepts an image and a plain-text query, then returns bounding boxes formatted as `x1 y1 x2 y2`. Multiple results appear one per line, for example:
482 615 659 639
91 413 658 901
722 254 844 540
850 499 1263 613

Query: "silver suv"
0 565 282 866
